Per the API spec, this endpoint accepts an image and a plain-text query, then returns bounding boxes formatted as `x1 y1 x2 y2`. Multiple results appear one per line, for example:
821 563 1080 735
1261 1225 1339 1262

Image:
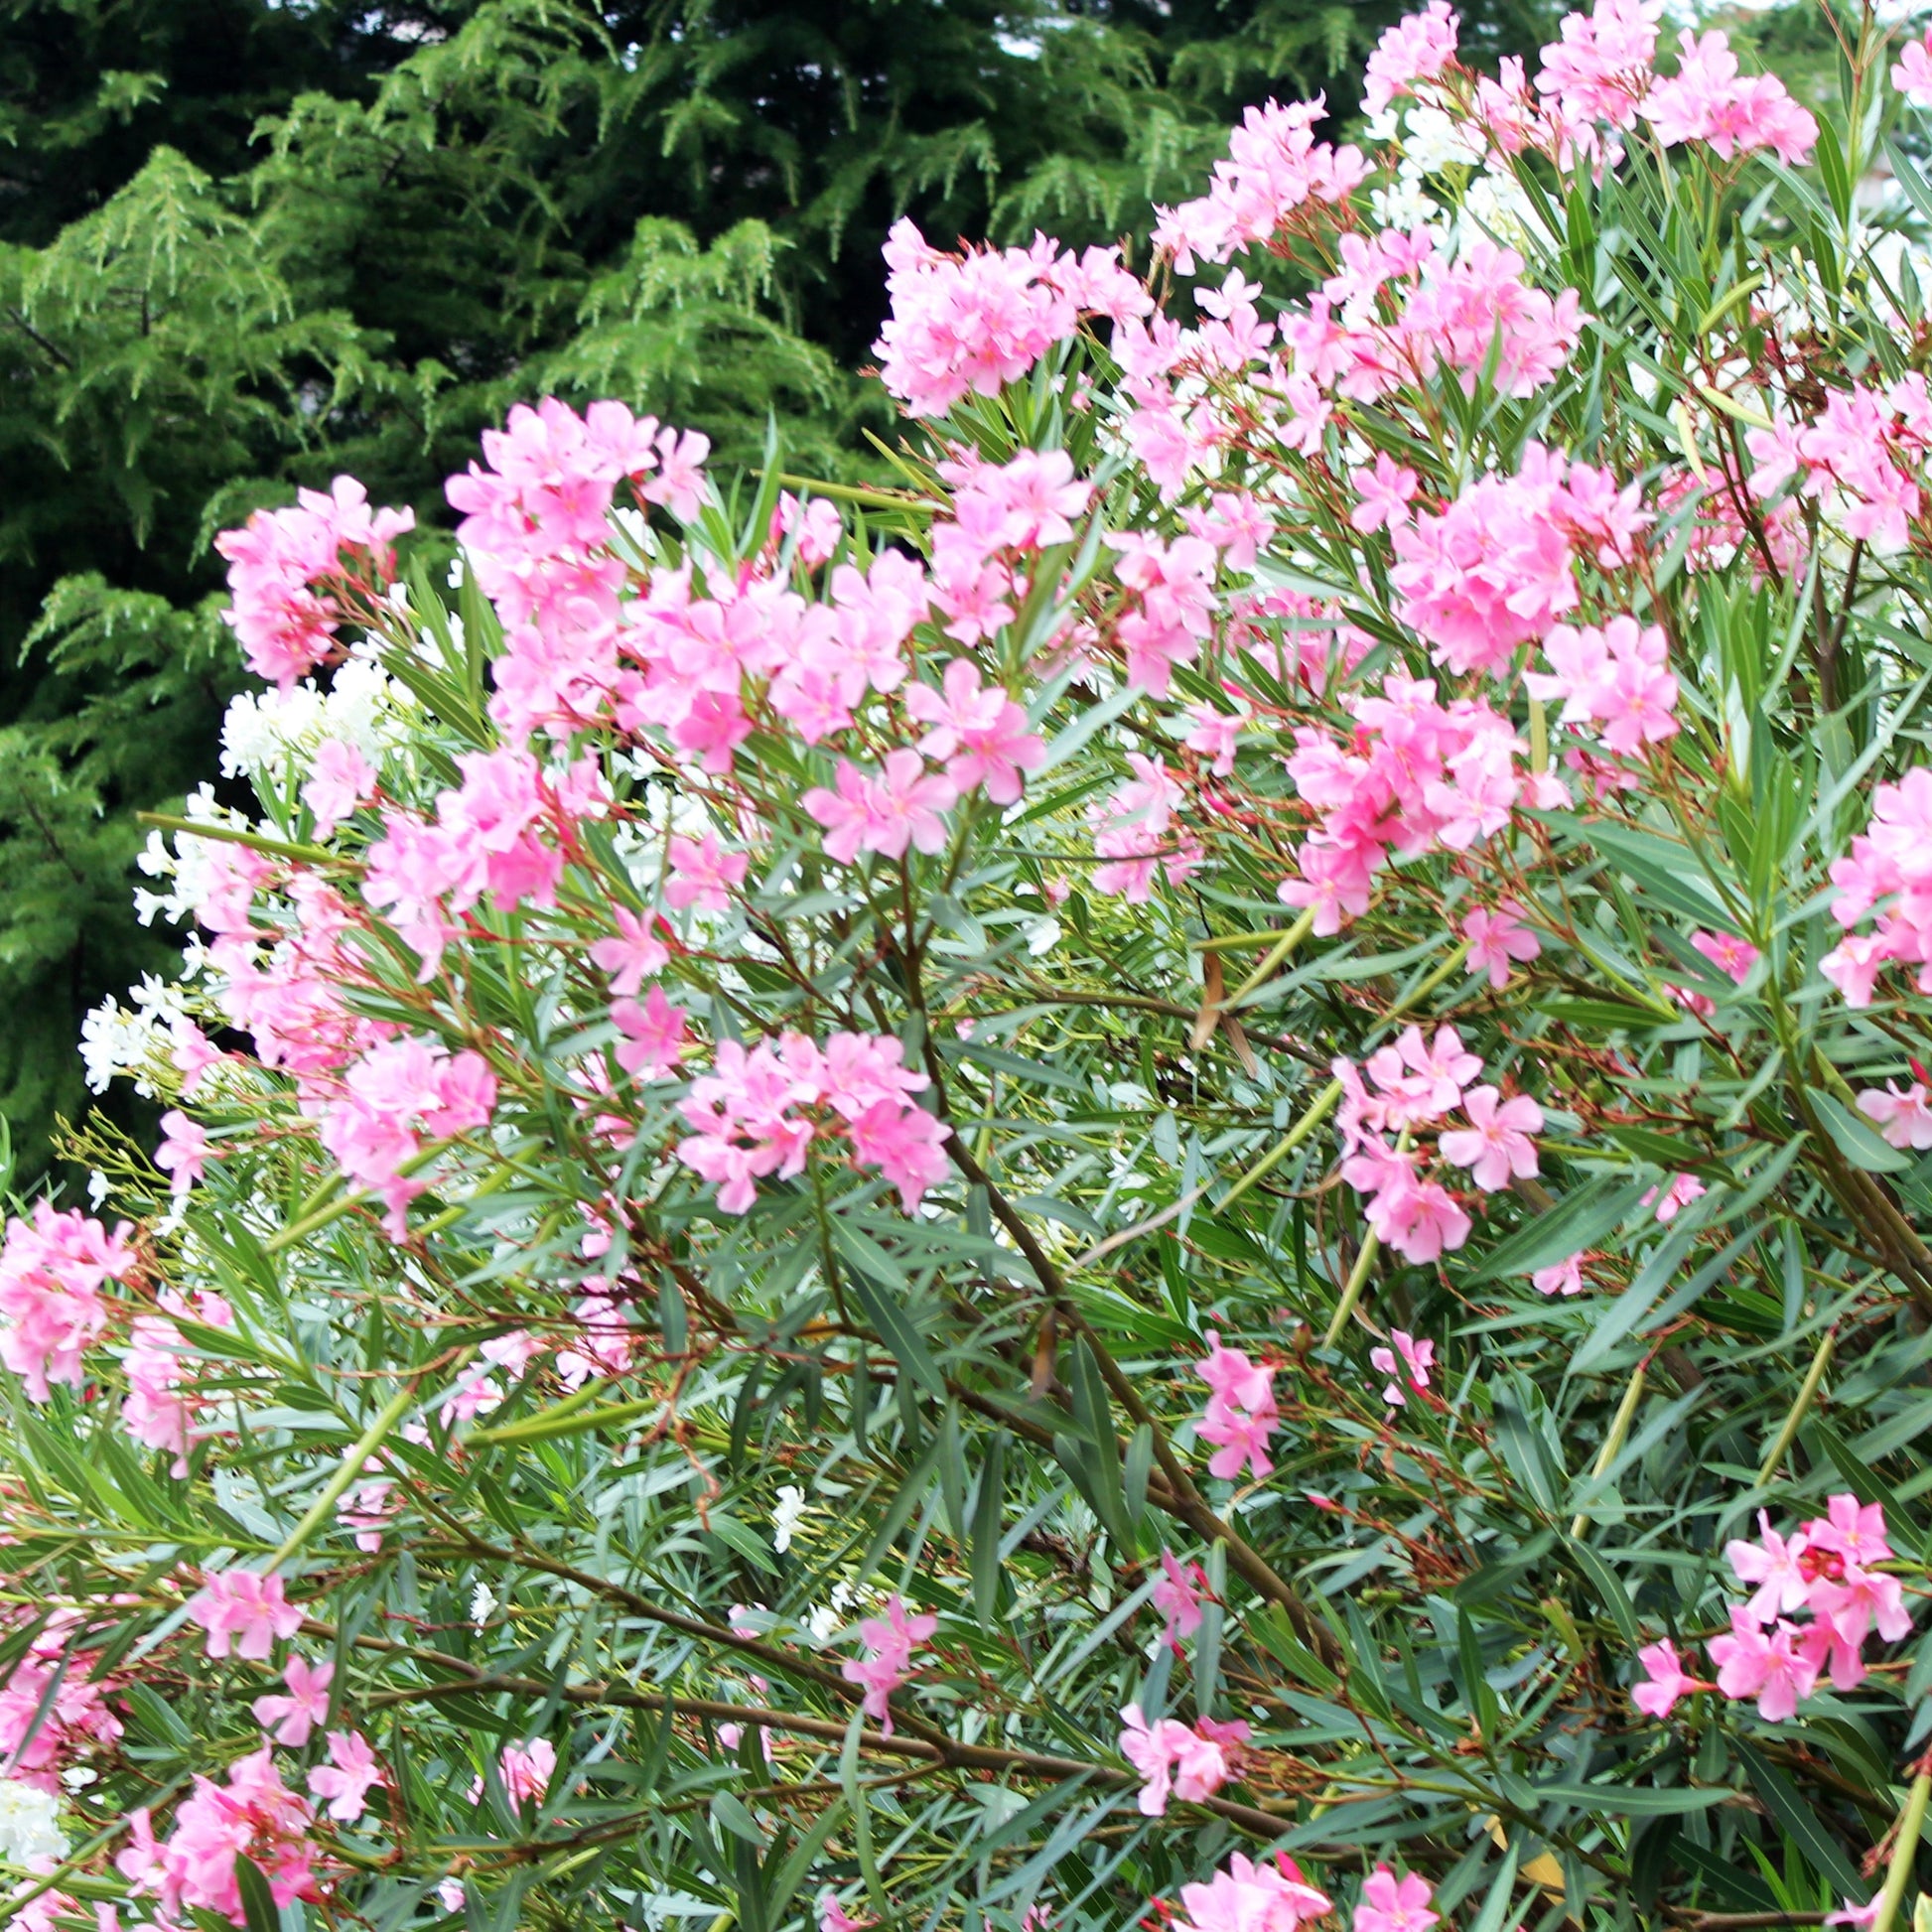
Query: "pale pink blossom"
308 1729 383 1823
1709 1606 1818 1722
303 740 375 837
1368 1330 1434 1409
252 1656 334 1748
1461 904 1542 988
1438 1087 1543 1192
1353 1866 1439 1932
188 1569 304 1661
1532 1253 1587 1298
840 1595 938 1732
1153 1551 1207 1655
1172 1852 1333 1932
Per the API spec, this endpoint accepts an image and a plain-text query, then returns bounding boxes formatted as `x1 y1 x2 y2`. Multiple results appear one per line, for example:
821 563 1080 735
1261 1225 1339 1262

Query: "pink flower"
844 1097 951 1210
1525 617 1679 756
189 1569 305 1661
1368 1330 1434 1409
1642 29 1817 166
1725 1510 1814 1622
1857 1081 1932 1151
903 659 1045 804
252 1656 334 1747
1353 1866 1439 1932
1532 1252 1586 1298
483 1737 557 1809
1896 32 1932 109
0 1203 136 1402
664 833 750 912
155 1111 214 1196
1152 1551 1207 1654
613 986 690 1083
303 739 375 837
1363 1 1458 117
214 478 413 688
117 1747 320 1923
1173 1852 1333 1932
820 1894 873 1932
1643 1173 1705 1223
1828 1899 1880 1927
1806 1493 1893 1569
1390 454 1580 676
1350 453 1421 534
308 1729 383 1823
1438 1087 1543 1192
1194 1333 1279 1480
840 1595 937 1732
589 907 670 995
803 751 959 864
1461 904 1542 988
1690 929 1760 983
1631 1638 1702 1719
1365 1174 1472 1266
1089 755 1203 902
1119 1708 1248 1815
1709 1605 1818 1722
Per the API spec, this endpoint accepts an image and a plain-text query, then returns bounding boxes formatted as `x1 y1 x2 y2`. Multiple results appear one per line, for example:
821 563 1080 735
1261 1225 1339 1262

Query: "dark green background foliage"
0 0 1561 1182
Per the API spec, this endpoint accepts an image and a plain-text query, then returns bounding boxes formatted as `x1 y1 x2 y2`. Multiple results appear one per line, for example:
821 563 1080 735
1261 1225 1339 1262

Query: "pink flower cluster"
840 1595 937 1732
119 1747 321 1927
1152 99 1368 274
364 747 607 974
1170 1853 1333 1932
0 1203 137 1403
123 1288 235 1476
1363 1 1458 117
1822 766 1932 1009
676 1032 950 1214
1280 676 1562 935
1089 755 1205 903
1194 1332 1278 1481
469 1737 557 1809
312 1035 500 1233
1285 232 1584 410
214 478 413 689
0 1610 124 1789
874 219 1149 418
1747 377 1932 557
189 1568 305 1662
1634 1496 1913 1724
1335 1027 1543 1264
1526 617 1680 756
1118 1704 1249 1815
1388 448 1645 678
1642 29 1819 165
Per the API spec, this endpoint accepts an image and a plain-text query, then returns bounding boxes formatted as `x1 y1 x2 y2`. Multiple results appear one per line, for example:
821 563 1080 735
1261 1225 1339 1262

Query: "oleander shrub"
13 4 1932 1929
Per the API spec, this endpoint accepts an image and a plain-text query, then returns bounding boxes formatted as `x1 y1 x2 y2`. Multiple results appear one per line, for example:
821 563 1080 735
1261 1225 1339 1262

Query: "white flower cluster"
79 973 196 1097
0 1776 65 1869
132 785 251 930
219 651 420 785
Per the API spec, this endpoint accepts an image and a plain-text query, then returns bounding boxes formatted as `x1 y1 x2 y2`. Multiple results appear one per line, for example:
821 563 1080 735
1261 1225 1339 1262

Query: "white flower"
771 1483 808 1553
804 1604 842 1642
85 1172 109 1209
1025 916 1062 958
0 1777 65 1867
470 1584 498 1628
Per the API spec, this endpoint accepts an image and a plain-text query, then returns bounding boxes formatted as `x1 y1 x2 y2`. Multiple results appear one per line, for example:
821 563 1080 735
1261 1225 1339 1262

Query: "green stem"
1871 1767 1931 1932
1322 1232 1382 1348
263 1380 421 1574
134 811 346 871
1217 1078 1342 1216
1756 1326 1836 1487
1225 905 1317 1006
1572 1360 1646 1539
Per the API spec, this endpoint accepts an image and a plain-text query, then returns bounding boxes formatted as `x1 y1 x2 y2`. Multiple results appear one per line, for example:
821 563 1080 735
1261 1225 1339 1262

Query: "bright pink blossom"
1368 1330 1435 1409
1631 1638 1703 1718
1438 1087 1543 1192
1172 1852 1333 1932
